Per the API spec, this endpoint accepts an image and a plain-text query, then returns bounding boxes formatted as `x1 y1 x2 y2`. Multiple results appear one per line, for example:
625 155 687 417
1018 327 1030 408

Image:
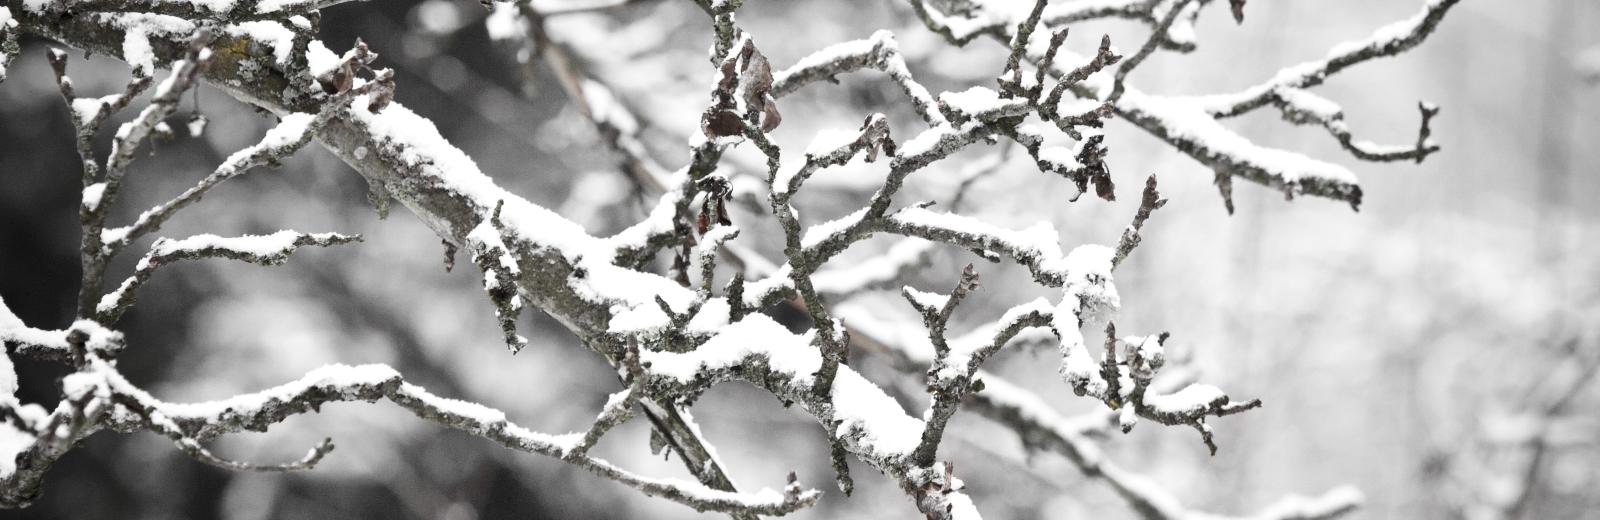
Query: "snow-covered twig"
98 111 326 255
96 231 360 323
1113 175 1169 268
772 29 946 126
2 0 1459 517
909 0 1458 209
0 351 822 515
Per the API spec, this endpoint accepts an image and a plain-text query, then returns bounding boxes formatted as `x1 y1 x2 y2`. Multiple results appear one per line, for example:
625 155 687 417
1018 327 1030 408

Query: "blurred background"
2 1 1597 519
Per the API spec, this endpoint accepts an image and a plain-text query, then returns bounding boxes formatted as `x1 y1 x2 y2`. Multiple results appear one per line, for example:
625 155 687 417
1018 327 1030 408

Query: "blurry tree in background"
0 0 1597 519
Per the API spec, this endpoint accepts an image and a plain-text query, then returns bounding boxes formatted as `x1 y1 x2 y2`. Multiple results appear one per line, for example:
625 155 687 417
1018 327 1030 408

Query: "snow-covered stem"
1 352 822 514
96 231 361 323
873 317 1356 520
99 110 328 255
24 0 343 21
1270 90 1443 163
46 43 157 316
566 337 648 459
909 0 1458 209
745 128 848 400
771 29 947 126
467 202 531 353
1113 175 1168 269
2 1 1457 517
909 274 1052 467
500 8 793 515
1202 0 1462 118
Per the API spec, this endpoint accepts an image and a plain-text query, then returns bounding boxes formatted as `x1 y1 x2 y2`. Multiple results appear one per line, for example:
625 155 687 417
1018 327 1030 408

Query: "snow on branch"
771 29 946 125
909 0 1458 209
2 0 1459 517
95 231 360 323
849 304 1358 520
1199 0 1461 118
99 111 325 254
0 349 822 514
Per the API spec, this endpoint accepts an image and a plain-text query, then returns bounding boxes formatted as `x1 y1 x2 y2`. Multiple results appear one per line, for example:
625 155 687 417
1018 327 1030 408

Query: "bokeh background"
2 1 1597 519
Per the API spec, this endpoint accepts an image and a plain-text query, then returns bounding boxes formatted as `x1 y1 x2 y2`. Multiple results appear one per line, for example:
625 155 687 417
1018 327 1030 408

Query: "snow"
466 219 519 275
69 319 123 353
939 86 1024 117
1143 383 1226 415
898 124 956 158
1051 245 1119 396
944 490 983 520
641 314 818 383
580 261 697 334
1118 402 1137 430
608 305 672 336
1127 334 1163 366
1058 245 1117 314
0 296 70 354
741 264 793 308
918 2 997 41
773 36 876 86
253 0 300 14
872 33 936 107
686 298 732 335
1255 485 1365 519
345 88 672 327
398 382 508 426
162 364 402 420
888 207 1080 277
1163 1 1200 46
800 207 868 250
1183 0 1449 117
103 13 200 45
934 298 1053 381
606 186 685 251
485 4 524 41
121 27 155 76
305 40 342 78
260 112 314 148
349 95 592 251
639 310 934 460
674 408 729 475
829 366 924 457
0 420 33 478
1123 91 1358 185
902 286 949 310
82 182 107 211
70 96 119 126
1276 87 1341 121
1037 145 1083 171
227 22 297 65
0 314 15 399
1326 0 1441 58
151 230 331 258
